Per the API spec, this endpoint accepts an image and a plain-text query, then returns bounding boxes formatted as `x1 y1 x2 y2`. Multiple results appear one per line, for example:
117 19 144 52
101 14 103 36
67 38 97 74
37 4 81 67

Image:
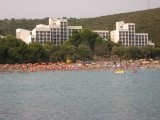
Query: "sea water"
0 70 160 120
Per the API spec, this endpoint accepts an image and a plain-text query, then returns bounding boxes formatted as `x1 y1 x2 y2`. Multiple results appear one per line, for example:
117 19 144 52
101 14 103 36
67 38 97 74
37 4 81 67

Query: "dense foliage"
0 18 48 36
0 30 160 64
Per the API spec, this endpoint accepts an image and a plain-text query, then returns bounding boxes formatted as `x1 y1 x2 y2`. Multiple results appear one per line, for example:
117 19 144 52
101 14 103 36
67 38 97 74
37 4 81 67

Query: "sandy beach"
0 59 160 73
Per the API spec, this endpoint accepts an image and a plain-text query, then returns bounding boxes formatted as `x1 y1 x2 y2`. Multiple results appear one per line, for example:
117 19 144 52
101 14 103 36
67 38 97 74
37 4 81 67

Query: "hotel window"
64 22 67 26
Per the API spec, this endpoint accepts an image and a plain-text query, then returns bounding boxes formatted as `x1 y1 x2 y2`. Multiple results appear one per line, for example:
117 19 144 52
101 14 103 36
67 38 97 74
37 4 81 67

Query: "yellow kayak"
114 69 125 73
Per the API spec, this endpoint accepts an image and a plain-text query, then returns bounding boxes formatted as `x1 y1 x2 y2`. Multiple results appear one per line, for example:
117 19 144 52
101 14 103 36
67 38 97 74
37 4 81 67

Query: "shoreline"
0 60 160 73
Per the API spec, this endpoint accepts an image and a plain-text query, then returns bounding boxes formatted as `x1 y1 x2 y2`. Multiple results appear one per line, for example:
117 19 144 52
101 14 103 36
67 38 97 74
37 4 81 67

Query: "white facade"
92 30 110 41
111 21 149 46
16 29 31 44
68 26 82 36
135 33 148 46
16 18 82 45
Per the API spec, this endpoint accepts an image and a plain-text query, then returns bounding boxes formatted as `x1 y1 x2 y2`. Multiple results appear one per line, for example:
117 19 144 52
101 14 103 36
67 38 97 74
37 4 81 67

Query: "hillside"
68 8 160 47
0 8 160 47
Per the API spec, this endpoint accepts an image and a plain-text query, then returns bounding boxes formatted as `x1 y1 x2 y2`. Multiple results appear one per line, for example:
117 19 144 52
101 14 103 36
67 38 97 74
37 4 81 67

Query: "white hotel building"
16 18 82 45
92 30 110 41
110 21 152 46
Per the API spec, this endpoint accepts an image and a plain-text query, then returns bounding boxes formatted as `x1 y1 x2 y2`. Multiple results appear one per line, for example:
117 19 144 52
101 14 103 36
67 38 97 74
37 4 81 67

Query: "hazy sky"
0 0 159 19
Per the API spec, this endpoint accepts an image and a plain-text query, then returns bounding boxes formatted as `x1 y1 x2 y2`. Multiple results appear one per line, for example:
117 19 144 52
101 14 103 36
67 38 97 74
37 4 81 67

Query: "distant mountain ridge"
0 8 160 47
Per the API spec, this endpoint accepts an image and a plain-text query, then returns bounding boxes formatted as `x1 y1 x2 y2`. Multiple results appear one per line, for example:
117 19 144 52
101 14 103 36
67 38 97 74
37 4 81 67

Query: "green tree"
0 36 27 63
80 29 98 52
111 46 120 55
0 46 7 63
50 51 64 62
106 40 120 52
49 45 77 62
153 47 160 57
43 42 55 61
25 43 46 63
140 46 154 59
77 45 93 61
94 37 108 56
68 30 82 47
125 47 141 60
7 48 20 63
60 45 77 62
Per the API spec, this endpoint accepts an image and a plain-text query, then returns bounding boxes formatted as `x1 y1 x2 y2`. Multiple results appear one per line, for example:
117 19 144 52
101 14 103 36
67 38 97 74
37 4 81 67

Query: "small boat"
114 69 125 73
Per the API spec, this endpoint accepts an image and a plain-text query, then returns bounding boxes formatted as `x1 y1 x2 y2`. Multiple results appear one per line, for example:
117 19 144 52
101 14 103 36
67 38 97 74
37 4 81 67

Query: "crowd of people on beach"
0 59 160 73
